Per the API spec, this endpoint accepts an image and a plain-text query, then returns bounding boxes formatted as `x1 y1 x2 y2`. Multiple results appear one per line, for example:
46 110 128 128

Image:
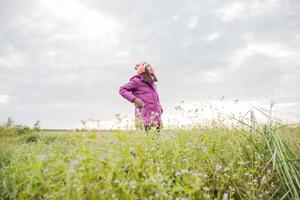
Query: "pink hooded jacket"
119 74 163 127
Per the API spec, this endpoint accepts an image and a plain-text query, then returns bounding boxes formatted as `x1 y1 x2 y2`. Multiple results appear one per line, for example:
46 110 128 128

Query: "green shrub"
40 134 57 144
0 118 41 137
0 126 15 136
15 125 33 135
19 132 40 143
0 150 11 168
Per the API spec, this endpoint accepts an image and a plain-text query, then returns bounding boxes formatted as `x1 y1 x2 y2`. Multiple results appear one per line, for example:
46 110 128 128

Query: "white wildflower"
129 147 136 156
224 167 230 172
37 154 48 161
200 145 208 151
175 171 181 176
203 186 210 191
69 160 80 168
222 193 229 200
215 164 223 172
238 161 245 165
260 176 268 185
129 180 137 189
244 172 251 176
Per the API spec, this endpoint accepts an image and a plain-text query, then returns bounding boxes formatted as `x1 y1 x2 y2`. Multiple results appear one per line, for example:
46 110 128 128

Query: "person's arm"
119 79 145 107
119 79 138 103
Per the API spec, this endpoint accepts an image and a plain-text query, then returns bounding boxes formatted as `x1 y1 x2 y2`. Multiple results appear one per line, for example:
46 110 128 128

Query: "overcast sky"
0 0 300 128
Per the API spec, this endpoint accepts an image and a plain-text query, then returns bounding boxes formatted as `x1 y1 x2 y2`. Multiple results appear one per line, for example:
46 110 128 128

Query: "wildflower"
223 167 230 172
37 154 48 161
162 192 168 198
200 145 208 151
203 186 210 191
114 179 121 185
238 161 245 165
175 170 182 177
222 193 229 200
244 172 251 177
129 180 137 189
215 164 222 172
224 173 230 178
129 147 136 157
192 172 200 177
68 169 76 174
69 160 80 168
99 156 107 162
229 186 236 194
122 163 130 171
43 168 49 173
271 182 275 188
252 179 258 186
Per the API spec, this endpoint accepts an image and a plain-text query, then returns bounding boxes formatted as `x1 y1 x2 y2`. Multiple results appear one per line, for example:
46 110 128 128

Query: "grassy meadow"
0 118 300 199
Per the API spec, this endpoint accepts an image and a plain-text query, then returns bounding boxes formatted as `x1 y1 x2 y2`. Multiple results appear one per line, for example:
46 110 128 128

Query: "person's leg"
144 125 150 132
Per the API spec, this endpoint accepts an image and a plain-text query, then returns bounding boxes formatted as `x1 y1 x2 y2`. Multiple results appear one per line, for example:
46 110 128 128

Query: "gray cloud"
0 0 299 127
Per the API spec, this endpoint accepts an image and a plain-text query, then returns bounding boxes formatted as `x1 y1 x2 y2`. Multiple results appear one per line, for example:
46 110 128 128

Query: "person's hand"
133 98 145 108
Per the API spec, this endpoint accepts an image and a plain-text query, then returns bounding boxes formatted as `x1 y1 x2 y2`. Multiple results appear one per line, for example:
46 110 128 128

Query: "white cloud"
172 14 180 21
249 0 281 16
0 94 10 103
182 41 191 47
203 71 222 82
0 50 27 68
249 43 295 58
206 32 221 41
216 2 246 21
216 0 281 21
230 42 296 71
117 51 131 58
188 16 198 29
0 0 299 128
37 0 121 41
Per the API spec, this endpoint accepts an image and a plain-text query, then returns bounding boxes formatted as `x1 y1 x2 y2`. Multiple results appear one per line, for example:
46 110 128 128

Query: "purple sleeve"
119 79 138 103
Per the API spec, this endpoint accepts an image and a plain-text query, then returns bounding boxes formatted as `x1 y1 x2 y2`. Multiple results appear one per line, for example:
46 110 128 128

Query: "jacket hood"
129 74 157 83
129 74 141 81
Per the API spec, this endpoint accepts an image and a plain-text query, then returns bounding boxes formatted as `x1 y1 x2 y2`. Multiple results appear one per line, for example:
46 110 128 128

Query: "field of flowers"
0 121 299 199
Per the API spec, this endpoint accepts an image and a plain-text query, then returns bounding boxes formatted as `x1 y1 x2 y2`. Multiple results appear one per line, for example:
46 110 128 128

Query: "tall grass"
238 104 300 199
0 107 299 199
